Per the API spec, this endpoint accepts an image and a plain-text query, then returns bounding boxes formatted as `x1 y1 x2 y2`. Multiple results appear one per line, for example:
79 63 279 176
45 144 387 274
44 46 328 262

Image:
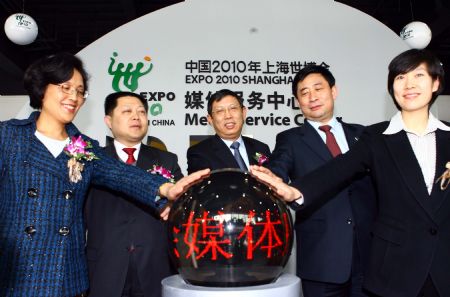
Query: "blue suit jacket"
269 120 377 284
85 144 182 297
293 122 450 297
186 134 271 174
0 112 167 297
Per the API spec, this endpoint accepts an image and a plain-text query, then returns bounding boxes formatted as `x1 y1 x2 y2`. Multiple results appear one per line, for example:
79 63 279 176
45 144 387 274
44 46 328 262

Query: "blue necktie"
230 141 247 171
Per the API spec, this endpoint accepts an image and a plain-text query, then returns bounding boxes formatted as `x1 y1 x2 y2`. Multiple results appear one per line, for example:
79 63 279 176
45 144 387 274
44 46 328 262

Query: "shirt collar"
307 117 339 131
221 135 244 148
429 113 450 132
114 140 141 162
383 111 450 135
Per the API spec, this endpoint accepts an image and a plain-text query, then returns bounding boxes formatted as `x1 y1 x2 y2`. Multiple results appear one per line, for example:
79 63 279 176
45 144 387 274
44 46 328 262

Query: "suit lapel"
109 143 157 171
299 121 332 162
432 130 450 222
136 144 157 170
104 145 118 159
243 137 257 165
213 135 240 168
385 131 434 218
27 135 69 180
341 122 360 147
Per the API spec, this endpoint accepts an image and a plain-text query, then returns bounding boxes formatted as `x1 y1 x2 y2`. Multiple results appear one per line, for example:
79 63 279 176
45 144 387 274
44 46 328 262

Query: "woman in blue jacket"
0 53 207 297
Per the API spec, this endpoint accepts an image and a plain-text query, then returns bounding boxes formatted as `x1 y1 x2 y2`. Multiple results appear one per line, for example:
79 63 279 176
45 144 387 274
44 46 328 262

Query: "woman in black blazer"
251 49 450 297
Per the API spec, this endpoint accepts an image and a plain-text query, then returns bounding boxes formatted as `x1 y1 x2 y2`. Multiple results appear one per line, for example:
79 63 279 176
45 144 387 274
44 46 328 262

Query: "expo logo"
108 52 153 92
140 91 176 117
107 52 176 122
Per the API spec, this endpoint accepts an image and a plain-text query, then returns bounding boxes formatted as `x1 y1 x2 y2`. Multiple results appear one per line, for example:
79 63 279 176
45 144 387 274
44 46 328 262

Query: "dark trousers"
364 275 440 297
301 238 369 297
122 249 144 297
301 272 368 297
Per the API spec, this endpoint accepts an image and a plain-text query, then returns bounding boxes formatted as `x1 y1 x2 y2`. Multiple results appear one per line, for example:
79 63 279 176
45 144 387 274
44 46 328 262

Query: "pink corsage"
253 152 269 166
148 165 175 183
64 135 98 183
435 162 450 190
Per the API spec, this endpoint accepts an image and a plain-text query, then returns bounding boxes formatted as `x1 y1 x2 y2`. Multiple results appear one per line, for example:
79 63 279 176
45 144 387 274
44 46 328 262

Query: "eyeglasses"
57 83 89 99
212 104 242 118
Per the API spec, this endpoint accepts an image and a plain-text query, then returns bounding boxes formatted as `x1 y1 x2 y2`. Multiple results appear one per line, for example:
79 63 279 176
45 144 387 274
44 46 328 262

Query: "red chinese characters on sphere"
168 169 294 287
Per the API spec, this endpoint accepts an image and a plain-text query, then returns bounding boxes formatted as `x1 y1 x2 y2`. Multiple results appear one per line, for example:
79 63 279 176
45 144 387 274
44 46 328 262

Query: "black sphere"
168 169 293 287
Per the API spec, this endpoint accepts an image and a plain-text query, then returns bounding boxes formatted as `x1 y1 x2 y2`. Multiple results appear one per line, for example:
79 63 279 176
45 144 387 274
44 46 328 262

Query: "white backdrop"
14 0 409 173
4 0 449 284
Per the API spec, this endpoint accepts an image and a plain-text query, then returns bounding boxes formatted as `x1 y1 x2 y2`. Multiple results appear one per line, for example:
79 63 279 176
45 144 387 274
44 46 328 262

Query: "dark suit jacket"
186 134 271 174
84 144 183 297
0 112 167 297
292 122 450 297
269 120 377 284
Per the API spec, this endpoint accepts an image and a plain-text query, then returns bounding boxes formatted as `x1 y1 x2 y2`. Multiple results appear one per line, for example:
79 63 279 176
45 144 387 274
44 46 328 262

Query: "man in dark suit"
187 89 271 174
269 66 377 297
84 92 183 297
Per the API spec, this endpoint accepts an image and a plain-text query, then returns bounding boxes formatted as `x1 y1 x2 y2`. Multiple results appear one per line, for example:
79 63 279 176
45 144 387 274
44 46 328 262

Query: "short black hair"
388 49 445 110
104 91 149 116
207 89 244 115
292 65 335 98
23 52 89 109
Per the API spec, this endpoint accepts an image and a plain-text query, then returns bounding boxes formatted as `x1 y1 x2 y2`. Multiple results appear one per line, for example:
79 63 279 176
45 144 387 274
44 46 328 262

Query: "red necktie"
319 125 342 158
122 148 136 164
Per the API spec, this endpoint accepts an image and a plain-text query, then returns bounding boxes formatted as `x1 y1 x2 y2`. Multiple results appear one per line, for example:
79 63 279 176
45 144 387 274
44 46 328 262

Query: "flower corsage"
64 135 98 183
148 165 175 184
435 162 450 191
253 152 269 166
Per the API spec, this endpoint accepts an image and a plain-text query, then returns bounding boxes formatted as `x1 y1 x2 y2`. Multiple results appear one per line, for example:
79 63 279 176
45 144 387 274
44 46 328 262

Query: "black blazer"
186 134 271 174
269 120 377 284
293 122 450 297
84 144 183 297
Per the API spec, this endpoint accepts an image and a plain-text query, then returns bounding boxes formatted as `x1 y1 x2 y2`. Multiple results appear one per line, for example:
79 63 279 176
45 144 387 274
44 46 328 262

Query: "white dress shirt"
114 140 142 163
308 117 350 153
35 130 69 158
383 111 450 194
221 136 250 169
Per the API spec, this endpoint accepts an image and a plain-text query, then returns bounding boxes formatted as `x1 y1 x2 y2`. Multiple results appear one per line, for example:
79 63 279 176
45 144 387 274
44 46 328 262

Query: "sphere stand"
162 273 300 297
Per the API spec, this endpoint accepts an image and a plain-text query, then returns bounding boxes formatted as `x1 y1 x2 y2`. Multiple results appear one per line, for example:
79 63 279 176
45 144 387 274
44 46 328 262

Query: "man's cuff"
293 195 304 206
288 194 304 211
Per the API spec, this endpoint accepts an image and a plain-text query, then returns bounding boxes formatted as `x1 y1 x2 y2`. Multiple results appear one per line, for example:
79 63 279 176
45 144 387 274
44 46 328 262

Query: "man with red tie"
84 92 183 297
269 66 377 297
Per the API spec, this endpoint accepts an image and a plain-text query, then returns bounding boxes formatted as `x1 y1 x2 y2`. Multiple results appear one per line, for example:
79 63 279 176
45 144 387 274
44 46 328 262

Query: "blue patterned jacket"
0 112 167 297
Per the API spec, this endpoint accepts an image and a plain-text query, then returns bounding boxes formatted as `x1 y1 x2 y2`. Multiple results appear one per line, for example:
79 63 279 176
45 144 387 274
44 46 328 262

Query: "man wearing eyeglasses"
187 89 271 174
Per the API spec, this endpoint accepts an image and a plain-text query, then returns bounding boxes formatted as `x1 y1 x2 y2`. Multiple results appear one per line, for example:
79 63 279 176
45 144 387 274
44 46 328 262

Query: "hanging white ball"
400 21 432 50
4 13 38 45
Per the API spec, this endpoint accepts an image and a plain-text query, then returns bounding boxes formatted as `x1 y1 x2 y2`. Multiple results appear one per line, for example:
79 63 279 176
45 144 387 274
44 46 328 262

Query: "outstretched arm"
158 168 210 220
250 165 302 202
159 168 210 201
